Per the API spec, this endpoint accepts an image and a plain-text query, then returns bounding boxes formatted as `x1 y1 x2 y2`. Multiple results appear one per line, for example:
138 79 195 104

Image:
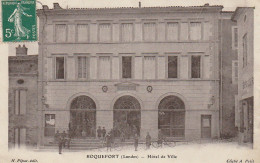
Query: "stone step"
38 146 99 151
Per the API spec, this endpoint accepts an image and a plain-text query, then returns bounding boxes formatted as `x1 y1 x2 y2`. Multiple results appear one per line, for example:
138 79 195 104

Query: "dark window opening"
191 55 201 78
56 57 65 79
122 56 132 78
168 56 178 78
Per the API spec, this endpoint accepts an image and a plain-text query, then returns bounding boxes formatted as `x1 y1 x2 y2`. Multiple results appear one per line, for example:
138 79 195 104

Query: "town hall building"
8 3 254 148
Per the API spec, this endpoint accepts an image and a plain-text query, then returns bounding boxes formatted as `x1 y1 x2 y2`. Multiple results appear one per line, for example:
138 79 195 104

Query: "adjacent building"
232 8 254 144
8 45 38 148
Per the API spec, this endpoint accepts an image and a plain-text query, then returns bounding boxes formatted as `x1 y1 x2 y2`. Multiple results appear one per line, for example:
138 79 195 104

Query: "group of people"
101 129 153 152
54 125 165 154
54 130 71 154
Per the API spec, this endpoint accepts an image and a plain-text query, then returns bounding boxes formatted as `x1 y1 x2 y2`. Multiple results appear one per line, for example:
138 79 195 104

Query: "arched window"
158 95 185 138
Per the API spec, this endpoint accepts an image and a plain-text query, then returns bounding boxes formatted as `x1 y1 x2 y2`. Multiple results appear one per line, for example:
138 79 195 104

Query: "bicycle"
151 139 176 148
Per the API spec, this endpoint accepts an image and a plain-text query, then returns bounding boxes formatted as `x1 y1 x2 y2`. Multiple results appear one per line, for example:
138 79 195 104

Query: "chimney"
42 5 49 10
53 3 62 9
16 44 28 56
139 2 141 8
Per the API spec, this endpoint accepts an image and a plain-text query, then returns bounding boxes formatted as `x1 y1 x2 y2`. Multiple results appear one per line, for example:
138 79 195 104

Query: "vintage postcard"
0 0 259 162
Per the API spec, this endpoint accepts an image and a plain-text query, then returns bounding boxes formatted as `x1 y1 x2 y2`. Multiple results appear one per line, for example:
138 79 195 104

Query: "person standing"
105 132 112 151
58 133 63 154
146 132 151 149
54 130 60 143
134 134 138 151
110 129 115 148
61 131 67 148
102 127 106 139
158 129 163 148
67 129 72 149
97 126 102 139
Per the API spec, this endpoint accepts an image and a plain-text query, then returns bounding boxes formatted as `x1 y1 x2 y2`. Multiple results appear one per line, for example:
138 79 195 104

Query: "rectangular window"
143 23 156 41
44 114 55 137
168 56 178 78
232 60 238 84
144 56 156 79
167 22 178 41
180 23 188 40
77 24 89 42
232 27 238 49
121 23 133 42
191 55 201 78
99 56 111 79
122 56 132 78
77 56 88 79
14 128 26 148
55 24 66 42
190 22 202 40
99 23 112 42
56 57 65 79
243 33 248 67
15 89 27 115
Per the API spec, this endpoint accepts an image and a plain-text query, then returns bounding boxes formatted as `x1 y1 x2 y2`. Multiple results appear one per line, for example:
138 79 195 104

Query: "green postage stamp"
1 0 37 42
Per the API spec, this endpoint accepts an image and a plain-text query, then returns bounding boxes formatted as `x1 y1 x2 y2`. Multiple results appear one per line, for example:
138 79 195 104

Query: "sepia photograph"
0 0 259 162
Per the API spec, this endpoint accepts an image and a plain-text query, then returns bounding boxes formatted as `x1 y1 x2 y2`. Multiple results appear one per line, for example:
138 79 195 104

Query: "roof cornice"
37 6 224 17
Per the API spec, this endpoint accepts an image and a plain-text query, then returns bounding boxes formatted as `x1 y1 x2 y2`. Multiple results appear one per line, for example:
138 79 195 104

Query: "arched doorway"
158 95 185 138
70 95 96 138
113 95 141 138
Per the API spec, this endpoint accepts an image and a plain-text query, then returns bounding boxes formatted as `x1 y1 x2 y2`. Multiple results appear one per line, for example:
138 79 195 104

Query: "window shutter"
56 24 66 42
167 23 178 41
99 56 111 79
77 24 89 42
143 23 156 41
19 90 27 114
144 56 156 79
99 24 111 42
190 22 202 40
15 90 19 115
121 23 133 42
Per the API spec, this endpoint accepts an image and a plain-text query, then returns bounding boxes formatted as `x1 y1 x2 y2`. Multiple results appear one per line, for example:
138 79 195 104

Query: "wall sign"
147 86 153 93
17 79 24 84
102 86 108 92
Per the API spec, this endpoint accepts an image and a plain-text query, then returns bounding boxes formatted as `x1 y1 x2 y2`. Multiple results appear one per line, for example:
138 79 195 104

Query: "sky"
6 0 257 56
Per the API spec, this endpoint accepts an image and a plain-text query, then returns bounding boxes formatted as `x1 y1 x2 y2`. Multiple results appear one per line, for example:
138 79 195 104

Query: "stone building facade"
37 4 222 145
232 8 254 144
219 12 238 138
8 4 254 148
8 45 38 148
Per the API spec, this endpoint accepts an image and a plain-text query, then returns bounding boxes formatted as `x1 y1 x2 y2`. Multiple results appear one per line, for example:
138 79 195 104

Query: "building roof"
37 3 224 16
231 7 255 21
9 55 38 61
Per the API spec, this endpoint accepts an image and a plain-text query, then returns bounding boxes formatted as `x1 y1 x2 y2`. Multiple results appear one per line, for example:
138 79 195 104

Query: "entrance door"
247 97 253 143
71 111 96 138
70 95 96 138
158 95 185 138
201 115 211 138
113 96 141 138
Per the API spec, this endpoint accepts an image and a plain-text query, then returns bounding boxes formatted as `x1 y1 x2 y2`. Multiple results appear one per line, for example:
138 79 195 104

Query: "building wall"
235 8 254 143
8 56 38 148
237 9 254 101
38 6 221 144
220 16 238 138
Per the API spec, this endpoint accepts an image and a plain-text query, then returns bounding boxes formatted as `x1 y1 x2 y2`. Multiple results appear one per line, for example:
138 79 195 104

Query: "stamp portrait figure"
8 3 32 39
